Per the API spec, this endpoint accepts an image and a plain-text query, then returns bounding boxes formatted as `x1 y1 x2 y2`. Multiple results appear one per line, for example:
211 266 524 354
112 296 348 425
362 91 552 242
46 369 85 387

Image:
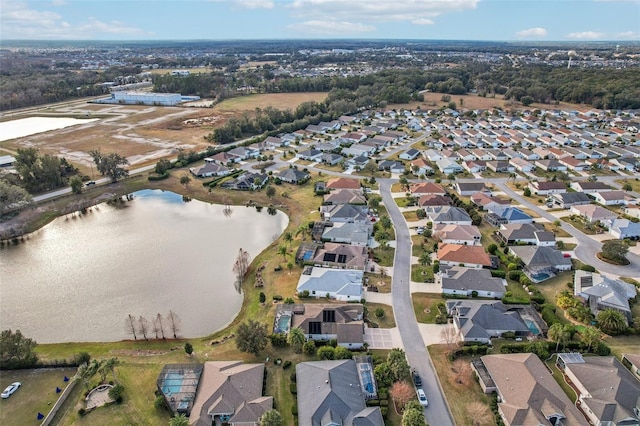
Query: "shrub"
374 307 385 318
291 405 298 415
366 399 380 406
491 270 506 278
78 408 86 417
290 371 296 382
487 244 498 255
501 331 515 339
109 384 125 404
259 292 266 303
289 383 297 394
471 290 479 298
317 346 335 360
270 333 288 347
148 171 170 181
302 340 316 355
272 295 283 301
508 270 522 280
580 264 596 272
154 395 168 410
282 360 292 369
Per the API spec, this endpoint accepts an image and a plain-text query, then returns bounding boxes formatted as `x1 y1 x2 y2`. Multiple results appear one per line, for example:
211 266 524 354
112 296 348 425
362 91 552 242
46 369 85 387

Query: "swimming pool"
275 314 291 334
162 372 184 395
530 272 550 282
525 319 540 335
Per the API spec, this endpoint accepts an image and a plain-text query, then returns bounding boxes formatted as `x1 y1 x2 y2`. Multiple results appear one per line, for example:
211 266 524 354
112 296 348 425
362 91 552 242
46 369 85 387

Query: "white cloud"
288 20 375 35
516 27 547 38
234 0 274 8
287 0 478 25
567 31 605 39
0 0 148 39
51 0 68 6
617 31 640 39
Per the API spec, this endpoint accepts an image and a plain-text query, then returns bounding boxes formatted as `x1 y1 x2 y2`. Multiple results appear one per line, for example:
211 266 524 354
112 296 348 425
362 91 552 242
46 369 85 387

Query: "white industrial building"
94 91 199 106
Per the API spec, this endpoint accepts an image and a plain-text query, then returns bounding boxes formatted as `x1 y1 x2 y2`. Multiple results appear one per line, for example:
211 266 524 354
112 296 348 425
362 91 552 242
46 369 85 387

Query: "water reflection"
0 189 288 343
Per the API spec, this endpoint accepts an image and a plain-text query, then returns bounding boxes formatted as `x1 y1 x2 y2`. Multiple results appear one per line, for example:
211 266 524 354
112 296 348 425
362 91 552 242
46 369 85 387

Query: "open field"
213 92 328 112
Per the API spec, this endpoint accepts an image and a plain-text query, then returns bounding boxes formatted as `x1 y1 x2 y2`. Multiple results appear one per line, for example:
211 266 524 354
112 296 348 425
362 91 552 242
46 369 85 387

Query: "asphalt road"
379 179 455 426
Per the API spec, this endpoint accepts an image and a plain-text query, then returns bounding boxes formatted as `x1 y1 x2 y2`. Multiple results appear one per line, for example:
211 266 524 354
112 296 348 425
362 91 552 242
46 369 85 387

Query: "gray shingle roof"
441 267 506 294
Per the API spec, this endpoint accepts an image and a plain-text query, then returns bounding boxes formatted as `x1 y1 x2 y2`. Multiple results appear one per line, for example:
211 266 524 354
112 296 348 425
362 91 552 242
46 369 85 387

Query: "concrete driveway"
364 327 402 349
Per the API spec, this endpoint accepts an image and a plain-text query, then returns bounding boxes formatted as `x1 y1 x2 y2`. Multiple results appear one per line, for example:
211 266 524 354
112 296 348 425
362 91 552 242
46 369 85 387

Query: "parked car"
416 388 428 406
85 181 96 186
412 369 422 387
1 382 21 399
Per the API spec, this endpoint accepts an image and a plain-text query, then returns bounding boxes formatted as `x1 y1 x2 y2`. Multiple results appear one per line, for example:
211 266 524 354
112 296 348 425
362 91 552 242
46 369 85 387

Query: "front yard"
411 293 446 323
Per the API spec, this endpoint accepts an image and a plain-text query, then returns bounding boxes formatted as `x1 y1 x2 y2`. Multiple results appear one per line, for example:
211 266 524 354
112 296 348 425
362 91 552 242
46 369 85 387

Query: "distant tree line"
8 147 79 194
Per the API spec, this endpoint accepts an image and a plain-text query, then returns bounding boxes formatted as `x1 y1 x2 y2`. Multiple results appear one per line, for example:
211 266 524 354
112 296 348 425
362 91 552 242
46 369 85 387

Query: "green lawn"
561 215 599 235
366 303 397 328
0 367 77 426
545 356 578 403
371 246 395 267
616 178 640 193
411 293 446 323
411 264 434 283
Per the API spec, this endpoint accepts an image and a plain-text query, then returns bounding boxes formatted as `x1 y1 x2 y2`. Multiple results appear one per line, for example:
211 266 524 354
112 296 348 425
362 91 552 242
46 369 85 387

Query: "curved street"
379 178 455 426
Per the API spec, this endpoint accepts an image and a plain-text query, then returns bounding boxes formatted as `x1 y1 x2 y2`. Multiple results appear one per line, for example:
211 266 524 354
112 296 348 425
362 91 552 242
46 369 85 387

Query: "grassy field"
366 303 397 328
616 178 640 193
411 293 445 323
428 345 495 426
213 93 328 112
0 367 76 426
411 265 435 283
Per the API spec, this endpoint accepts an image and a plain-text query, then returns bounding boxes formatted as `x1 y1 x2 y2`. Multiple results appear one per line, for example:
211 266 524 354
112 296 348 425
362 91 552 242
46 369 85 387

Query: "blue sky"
1 0 639 41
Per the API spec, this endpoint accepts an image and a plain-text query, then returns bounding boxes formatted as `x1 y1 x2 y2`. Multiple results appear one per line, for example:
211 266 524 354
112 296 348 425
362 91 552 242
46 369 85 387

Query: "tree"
523 187 532 197
374 362 394 388
387 348 410 382
440 326 459 357
597 309 627 335
379 215 392 230
69 175 84 194
487 243 498 255
266 186 276 198
399 176 409 192
0 329 38 369
283 231 293 247
334 346 352 360
302 340 316 356
260 409 283 426
402 400 426 425
521 95 534 106
155 313 166 339
390 381 415 411
317 346 335 360
103 357 121 383
155 159 172 175
278 245 288 261
232 248 251 286
169 413 190 426
180 175 191 187
138 316 150 340
0 180 32 217
622 182 633 192
75 359 100 392
552 220 561 231
288 327 306 353
235 319 269 356
419 251 432 267
89 149 129 183
184 342 193 356
167 310 181 339
600 240 629 264
579 326 601 352
548 323 568 351
125 314 137 340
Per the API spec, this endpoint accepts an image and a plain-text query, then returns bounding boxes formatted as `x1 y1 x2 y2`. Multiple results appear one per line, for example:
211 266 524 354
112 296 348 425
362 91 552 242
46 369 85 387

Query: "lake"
0 190 288 343
0 116 99 142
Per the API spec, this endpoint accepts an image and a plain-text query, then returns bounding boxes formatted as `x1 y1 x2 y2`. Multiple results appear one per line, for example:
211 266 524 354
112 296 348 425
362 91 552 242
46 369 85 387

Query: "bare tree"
232 248 251 286
440 325 459 358
389 380 415 411
167 310 181 339
125 314 137 340
138 316 150 341
155 313 166 339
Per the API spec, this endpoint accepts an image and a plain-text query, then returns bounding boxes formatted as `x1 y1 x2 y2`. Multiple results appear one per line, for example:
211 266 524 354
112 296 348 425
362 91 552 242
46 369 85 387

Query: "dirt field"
0 92 327 176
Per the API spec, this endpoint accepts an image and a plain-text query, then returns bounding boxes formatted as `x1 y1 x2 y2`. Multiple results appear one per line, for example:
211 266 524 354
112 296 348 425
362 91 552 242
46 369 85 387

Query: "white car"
416 388 428 407
1 382 21 399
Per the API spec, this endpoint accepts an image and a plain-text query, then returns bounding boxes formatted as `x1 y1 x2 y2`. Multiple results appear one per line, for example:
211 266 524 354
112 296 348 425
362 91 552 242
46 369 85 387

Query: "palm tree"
288 327 306 353
75 360 101 392
169 413 189 426
103 357 121 384
597 309 627 335
419 251 432 267
278 245 288 261
283 231 293 247
548 323 565 351
579 327 600 352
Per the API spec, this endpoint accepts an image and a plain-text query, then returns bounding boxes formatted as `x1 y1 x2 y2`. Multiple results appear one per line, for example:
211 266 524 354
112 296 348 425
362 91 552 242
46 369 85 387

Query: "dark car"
85 181 96 186
412 370 422 387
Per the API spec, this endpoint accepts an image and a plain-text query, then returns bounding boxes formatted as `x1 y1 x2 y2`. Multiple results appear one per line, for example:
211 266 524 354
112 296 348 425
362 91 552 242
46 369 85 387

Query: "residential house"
463 160 487 174
602 218 640 239
529 181 567 195
535 159 567 172
622 353 640 377
622 205 640 220
348 154 370 169
426 206 473 225
437 244 492 269
341 144 376 158
227 146 260 162
323 189 367 206
263 136 285 150
570 181 613 193
436 158 463 175
278 168 310 184
424 149 443 162
377 160 405 174
297 148 323 162
550 192 592 209
321 222 371 246
399 148 420 160
496 223 556 247
311 243 368 270
510 157 534 173
593 190 627 206
409 182 447 196
471 149 493 161
410 158 434 176
574 270 637 324
509 246 572 282
296 267 363 301
484 207 533 227
320 152 344 166
326 177 361 191
220 172 268 191
189 162 231 178
433 224 482 246
559 156 590 171
558 355 640 426
455 182 489 196
209 151 238 165
322 204 369 224
472 353 586 426
296 360 384 426
439 267 506 298
290 304 365 348
446 301 530 343
570 204 619 224
486 160 515 173
471 192 510 212
189 361 272 426
417 194 452 208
